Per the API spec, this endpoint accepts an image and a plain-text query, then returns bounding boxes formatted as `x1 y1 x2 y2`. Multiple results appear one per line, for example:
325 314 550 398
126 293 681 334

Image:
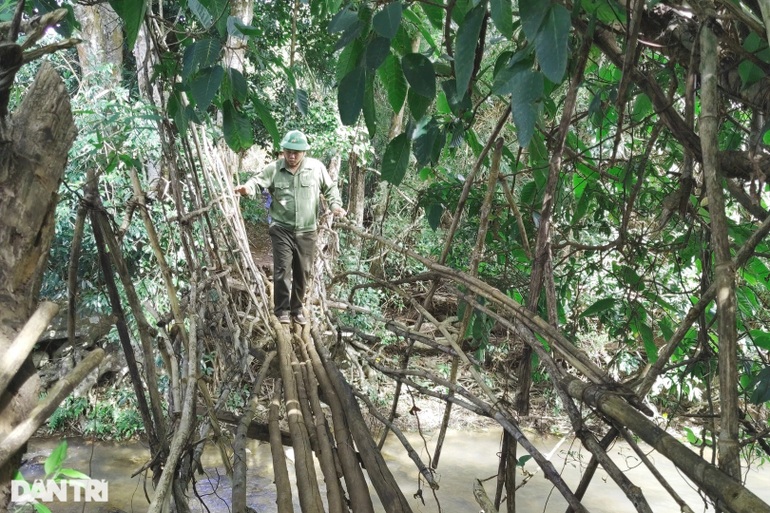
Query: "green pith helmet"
280 130 310 151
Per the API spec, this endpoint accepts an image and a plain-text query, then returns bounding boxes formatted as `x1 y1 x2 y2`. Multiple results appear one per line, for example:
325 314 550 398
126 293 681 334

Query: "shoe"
277 312 290 324
292 313 308 325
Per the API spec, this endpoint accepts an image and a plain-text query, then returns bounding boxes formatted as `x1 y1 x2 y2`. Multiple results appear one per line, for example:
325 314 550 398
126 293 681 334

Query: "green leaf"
188 0 213 28
57 468 90 479
533 4 570 83
381 133 411 185
363 74 377 138
296 88 309 116
253 98 280 147
490 0 513 39
338 66 366 126
402 53 436 98
517 454 532 467
420 1 444 29
329 4 359 33
365 37 391 70
441 79 471 116
764 127 770 145
455 4 486 96
223 101 254 152
750 367 770 404
190 66 224 112
427 202 443 230
34 504 53 513
631 93 652 123
108 0 147 50
373 1 402 39
638 322 657 363
510 70 543 147
519 0 550 42
378 54 407 111
407 89 432 121
750 330 770 351
227 68 248 103
45 441 68 476
182 39 222 80
336 39 364 82
227 16 261 38
412 117 442 166
580 297 616 318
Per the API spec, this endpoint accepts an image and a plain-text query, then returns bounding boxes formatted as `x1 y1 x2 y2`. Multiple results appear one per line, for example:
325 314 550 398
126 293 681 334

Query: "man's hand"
332 206 347 217
234 185 249 196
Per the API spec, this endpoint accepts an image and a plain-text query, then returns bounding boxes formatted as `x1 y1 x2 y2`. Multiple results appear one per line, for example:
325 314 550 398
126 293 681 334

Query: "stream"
14 428 770 513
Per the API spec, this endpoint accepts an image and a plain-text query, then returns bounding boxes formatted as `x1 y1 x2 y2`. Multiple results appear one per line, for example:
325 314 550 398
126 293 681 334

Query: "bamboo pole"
312 329 414 513
275 322 325 513
0 301 58 399
233 351 276 513
562 376 770 513
0 348 104 467
304 330 375 513
269 380 295 513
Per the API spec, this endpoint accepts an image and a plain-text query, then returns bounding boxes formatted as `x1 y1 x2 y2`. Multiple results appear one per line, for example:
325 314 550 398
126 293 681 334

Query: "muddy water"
17 429 770 512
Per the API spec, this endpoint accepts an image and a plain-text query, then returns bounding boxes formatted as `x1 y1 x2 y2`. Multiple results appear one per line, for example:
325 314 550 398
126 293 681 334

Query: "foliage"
47 388 146 441
12 441 92 513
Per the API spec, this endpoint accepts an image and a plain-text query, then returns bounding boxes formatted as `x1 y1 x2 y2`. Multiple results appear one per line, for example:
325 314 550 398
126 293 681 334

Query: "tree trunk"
698 4 741 482
0 62 77 508
72 2 123 85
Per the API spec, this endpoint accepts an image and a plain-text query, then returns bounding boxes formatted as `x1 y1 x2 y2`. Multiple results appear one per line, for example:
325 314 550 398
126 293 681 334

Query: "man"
235 130 345 325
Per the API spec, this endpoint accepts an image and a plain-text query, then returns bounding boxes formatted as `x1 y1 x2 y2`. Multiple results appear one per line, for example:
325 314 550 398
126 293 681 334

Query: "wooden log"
473 479 499 513
304 332 375 513
0 301 58 398
275 322 325 512
299 349 347 513
233 350 275 513
269 380 294 513
311 329 414 513
0 348 104 467
563 376 770 513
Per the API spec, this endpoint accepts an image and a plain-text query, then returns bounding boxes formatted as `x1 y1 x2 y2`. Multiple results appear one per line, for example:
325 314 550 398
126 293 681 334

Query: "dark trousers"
269 224 317 315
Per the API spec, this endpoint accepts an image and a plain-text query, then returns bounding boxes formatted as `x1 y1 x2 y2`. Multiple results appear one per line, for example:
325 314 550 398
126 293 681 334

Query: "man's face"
283 149 305 169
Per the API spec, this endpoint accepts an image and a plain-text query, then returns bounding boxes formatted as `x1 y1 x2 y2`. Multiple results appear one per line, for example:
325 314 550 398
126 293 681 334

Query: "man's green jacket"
242 156 343 233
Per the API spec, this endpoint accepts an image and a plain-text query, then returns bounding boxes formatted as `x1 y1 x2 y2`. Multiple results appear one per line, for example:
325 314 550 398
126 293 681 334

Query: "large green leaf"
750 330 770 351
455 4 486 97
190 66 223 112
750 367 770 404
45 441 68 476
580 297 616 318
108 0 147 50
363 74 377 138
381 133 411 185
533 4 571 83
227 68 248 103
412 116 442 166
365 36 391 70
490 0 513 39
338 66 366 126
223 101 254 152
295 88 309 116
420 0 444 29
182 39 222 80
519 0 550 41
407 89 432 121
638 321 657 363
402 53 436 98
252 98 280 147
188 0 213 28
336 39 364 82
329 4 359 33
378 54 407 111
227 16 262 38
510 70 543 147
373 1 402 39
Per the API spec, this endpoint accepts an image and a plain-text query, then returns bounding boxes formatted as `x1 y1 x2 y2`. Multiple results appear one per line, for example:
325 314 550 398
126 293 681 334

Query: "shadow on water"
15 429 770 513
